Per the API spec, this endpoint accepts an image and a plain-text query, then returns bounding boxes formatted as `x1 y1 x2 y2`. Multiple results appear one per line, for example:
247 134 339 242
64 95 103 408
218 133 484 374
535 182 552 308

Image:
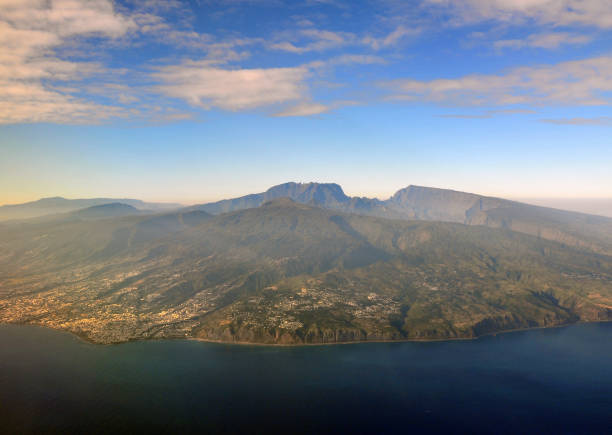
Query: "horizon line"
2 181 612 208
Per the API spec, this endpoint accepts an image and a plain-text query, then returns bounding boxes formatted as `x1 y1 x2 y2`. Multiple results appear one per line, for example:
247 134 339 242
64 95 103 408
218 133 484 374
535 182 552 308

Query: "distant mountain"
0 198 610 345
71 203 142 219
189 182 612 255
0 197 181 221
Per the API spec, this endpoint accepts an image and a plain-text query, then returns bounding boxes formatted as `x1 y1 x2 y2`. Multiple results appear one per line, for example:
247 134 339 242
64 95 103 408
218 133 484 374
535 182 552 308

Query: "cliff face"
196 325 402 345
194 310 611 345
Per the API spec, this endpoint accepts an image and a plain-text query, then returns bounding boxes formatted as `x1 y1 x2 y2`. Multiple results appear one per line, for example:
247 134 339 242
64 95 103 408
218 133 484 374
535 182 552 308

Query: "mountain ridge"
0 197 182 221
188 182 612 255
4 182 612 254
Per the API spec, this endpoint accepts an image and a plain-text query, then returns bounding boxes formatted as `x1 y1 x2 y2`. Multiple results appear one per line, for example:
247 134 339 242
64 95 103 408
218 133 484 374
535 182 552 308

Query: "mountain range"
0 182 610 344
189 182 612 255
0 197 181 221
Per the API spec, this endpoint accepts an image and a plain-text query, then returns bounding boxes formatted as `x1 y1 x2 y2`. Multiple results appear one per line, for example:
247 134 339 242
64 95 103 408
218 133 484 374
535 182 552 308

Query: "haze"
1 0 612 206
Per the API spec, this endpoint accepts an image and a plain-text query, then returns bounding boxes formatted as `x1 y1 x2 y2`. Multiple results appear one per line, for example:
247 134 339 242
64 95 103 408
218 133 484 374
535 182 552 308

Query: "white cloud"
152 61 310 110
383 55 612 107
0 2 371 123
0 0 136 37
0 81 126 124
425 0 612 28
494 32 592 49
269 24 420 54
0 0 135 124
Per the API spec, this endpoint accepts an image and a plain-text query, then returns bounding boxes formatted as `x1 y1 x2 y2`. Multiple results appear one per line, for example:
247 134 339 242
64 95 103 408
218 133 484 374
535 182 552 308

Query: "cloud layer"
0 0 611 124
153 62 309 111
384 56 612 107
0 0 134 123
426 0 612 28
494 32 592 49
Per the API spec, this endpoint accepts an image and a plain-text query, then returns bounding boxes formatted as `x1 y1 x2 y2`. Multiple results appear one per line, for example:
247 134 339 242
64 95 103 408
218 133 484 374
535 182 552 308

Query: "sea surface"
0 323 610 434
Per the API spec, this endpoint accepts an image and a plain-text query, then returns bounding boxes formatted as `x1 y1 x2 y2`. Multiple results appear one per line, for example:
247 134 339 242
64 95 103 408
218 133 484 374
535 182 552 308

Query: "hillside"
0 198 610 344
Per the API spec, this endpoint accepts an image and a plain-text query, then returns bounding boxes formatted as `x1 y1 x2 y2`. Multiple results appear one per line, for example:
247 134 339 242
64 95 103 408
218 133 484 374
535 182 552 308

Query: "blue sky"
1 0 611 204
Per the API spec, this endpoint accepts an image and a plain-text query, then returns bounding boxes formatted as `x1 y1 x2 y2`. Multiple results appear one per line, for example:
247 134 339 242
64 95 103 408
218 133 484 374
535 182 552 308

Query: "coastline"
188 320 612 347
2 319 610 347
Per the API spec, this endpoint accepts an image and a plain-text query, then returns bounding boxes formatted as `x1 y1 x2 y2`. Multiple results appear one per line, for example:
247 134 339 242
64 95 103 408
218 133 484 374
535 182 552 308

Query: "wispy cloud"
425 0 612 29
272 99 360 117
0 0 270 123
152 61 310 110
383 56 612 107
494 32 592 50
307 54 387 71
1 0 136 38
0 0 135 124
133 11 261 62
2 0 608 125
273 101 330 117
269 24 419 54
269 28 353 53
362 25 421 50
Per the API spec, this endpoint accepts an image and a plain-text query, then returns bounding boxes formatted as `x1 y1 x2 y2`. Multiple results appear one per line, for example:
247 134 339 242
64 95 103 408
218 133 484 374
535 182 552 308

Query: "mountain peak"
264 182 349 205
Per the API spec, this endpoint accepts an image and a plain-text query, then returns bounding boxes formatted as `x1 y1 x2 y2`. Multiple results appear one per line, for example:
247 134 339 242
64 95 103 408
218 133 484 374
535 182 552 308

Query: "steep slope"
0 199 610 344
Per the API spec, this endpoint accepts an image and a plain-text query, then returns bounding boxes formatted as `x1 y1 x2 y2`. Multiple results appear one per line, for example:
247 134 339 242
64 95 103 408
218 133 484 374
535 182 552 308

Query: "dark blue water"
0 323 610 434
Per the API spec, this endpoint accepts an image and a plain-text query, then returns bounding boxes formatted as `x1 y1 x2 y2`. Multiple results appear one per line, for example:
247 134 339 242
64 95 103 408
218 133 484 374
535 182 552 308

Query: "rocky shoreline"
5 316 611 346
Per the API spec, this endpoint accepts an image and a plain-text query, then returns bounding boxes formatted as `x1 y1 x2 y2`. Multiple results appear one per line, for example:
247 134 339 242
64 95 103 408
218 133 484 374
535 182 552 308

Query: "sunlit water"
0 323 610 434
